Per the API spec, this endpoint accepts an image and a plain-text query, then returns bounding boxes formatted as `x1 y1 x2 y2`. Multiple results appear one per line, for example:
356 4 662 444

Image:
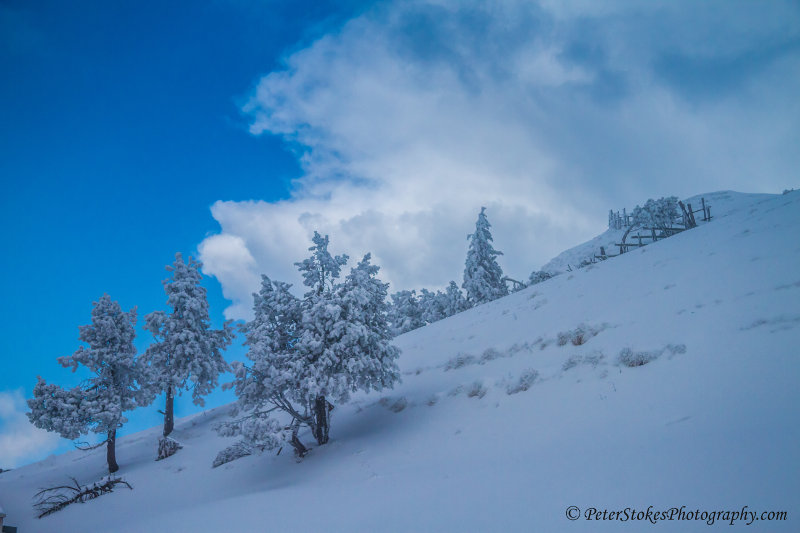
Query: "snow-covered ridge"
540 190 775 274
1 190 798 532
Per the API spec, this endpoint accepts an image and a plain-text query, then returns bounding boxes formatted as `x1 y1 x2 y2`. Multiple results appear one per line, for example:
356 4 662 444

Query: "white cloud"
200 0 800 319
0 389 61 468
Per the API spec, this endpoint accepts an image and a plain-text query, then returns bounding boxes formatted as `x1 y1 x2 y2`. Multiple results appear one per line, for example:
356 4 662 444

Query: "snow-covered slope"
541 190 774 273
1 190 798 532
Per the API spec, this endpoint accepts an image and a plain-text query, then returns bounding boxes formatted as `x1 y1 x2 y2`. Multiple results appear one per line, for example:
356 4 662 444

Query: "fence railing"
599 197 712 258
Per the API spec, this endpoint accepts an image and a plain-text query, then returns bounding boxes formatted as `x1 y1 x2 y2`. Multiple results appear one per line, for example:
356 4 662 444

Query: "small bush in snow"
447 385 465 397
528 270 554 286
618 348 659 367
466 381 488 399
212 441 253 468
379 396 408 413
556 323 604 347
666 343 687 355
506 369 539 395
479 347 503 363
156 436 183 461
444 353 477 371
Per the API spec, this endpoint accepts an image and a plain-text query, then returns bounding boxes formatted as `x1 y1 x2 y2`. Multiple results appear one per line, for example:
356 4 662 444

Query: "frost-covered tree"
142 253 234 444
418 282 469 325
218 236 400 460
336 253 401 396
440 280 469 317
217 276 301 459
528 270 554 286
463 207 508 305
631 196 679 230
388 289 424 335
27 295 151 473
291 232 356 446
419 288 444 324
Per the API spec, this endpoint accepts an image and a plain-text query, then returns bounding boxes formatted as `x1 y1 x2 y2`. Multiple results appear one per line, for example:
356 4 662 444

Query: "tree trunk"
313 395 331 445
106 429 119 474
290 421 308 457
163 384 174 437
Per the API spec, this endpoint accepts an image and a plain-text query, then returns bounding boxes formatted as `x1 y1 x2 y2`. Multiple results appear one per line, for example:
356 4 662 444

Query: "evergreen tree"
336 253 400 396
218 276 301 457
142 253 234 445
27 295 151 473
440 280 469 317
528 270 554 286
388 290 424 335
462 207 508 305
217 236 400 460
419 288 444 325
292 232 349 446
631 196 679 230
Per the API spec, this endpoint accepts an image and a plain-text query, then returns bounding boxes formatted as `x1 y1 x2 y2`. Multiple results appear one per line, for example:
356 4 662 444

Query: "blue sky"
2 0 799 467
0 0 373 466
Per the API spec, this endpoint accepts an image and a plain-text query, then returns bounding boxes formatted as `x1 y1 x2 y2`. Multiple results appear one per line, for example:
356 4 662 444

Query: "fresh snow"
1 190 798 532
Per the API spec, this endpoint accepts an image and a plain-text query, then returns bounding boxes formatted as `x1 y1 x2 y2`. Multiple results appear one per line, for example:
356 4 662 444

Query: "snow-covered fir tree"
336 253 401 396
418 288 444 324
388 289 425 335
217 236 400 460
440 280 470 317
418 282 469 325
528 270 554 286
631 196 679 230
142 253 234 451
462 207 508 305
27 295 151 473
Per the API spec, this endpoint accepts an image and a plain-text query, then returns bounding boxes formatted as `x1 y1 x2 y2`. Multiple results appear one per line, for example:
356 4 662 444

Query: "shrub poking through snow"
479 347 503 363
379 396 408 413
444 353 477 371
556 323 605 347
506 369 539 395
156 437 183 461
212 442 253 468
466 381 488 398
618 348 659 367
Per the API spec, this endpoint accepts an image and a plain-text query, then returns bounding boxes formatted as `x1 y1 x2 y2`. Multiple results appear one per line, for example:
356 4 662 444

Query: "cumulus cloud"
200 0 800 319
0 389 61 468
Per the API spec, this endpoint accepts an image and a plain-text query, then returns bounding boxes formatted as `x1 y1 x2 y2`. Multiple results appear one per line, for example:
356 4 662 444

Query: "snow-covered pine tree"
142 253 234 451
631 196 679 230
293 232 349 446
27 295 151 473
218 236 401 460
217 276 302 461
336 253 400 396
418 288 444 325
528 270 554 286
440 280 469 317
388 290 424 335
462 207 508 305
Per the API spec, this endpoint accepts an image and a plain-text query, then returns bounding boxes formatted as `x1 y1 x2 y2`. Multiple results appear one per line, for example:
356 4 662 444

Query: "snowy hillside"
540 190 773 273
1 190 798 532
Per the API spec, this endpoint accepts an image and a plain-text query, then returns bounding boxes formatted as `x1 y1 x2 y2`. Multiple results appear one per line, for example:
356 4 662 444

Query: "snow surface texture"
1 190 798 532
